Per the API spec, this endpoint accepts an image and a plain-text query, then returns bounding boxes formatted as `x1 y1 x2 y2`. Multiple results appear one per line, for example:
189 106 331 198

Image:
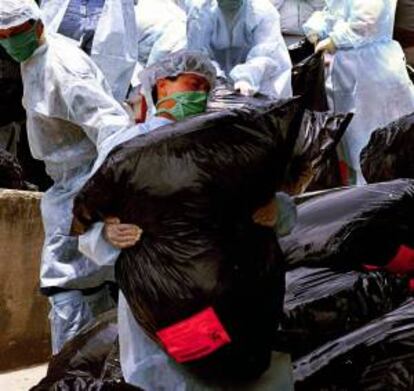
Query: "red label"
156 307 231 363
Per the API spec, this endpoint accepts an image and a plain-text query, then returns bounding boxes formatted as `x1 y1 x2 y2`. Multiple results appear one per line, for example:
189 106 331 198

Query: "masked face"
156 91 209 121
217 0 244 13
0 23 40 63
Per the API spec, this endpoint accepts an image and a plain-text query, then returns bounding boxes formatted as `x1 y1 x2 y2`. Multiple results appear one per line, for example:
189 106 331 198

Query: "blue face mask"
217 0 243 13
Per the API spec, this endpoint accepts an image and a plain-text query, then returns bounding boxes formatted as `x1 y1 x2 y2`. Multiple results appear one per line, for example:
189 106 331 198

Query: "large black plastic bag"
289 39 345 190
293 299 414 391
277 267 409 359
361 112 414 183
209 91 350 196
73 101 299 382
31 310 141 391
289 44 329 112
280 180 414 270
282 110 351 195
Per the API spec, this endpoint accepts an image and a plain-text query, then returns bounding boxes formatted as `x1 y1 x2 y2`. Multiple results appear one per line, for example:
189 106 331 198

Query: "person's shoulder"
248 0 280 17
45 33 100 79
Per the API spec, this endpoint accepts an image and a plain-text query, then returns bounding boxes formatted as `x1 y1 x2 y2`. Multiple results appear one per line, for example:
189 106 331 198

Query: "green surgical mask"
156 91 209 121
0 25 40 63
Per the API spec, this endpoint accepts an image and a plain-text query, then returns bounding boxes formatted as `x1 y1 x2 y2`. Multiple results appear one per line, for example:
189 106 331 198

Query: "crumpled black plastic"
361 112 414 183
31 310 141 391
288 39 345 191
280 180 414 270
209 92 350 196
293 299 414 391
277 267 409 359
289 41 329 112
72 99 349 381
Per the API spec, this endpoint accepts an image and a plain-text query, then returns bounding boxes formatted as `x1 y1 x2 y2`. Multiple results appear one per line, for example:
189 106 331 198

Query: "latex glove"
252 198 278 228
235 81 256 97
315 37 336 54
307 32 319 45
104 217 143 249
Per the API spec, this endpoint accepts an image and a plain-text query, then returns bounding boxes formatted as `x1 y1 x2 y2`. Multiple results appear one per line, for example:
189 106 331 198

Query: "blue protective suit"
304 0 414 184
21 32 133 352
39 0 138 101
187 0 292 98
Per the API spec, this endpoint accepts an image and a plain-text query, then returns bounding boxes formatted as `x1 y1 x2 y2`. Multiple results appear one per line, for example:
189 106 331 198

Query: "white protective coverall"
21 31 133 352
187 0 293 99
272 0 325 46
39 0 138 101
129 0 187 91
304 0 414 184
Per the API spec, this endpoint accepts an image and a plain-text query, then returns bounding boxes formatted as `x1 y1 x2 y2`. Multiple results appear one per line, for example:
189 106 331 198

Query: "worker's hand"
307 32 319 45
315 37 336 54
252 198 278 228
104 217 143 249
235 81 256 97
126 94 147 124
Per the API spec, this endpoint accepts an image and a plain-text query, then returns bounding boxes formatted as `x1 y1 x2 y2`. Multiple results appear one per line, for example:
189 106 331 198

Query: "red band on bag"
156 307 231 363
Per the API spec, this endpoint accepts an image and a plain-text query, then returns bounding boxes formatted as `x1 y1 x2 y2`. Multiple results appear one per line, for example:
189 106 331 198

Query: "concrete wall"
0 190 50 372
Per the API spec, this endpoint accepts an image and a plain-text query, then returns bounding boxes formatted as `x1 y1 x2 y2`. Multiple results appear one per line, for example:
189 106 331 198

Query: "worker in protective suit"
78 50 295 390
39 0 138 101
187 0 292 99
304 0 414 185
128 0 187 122
271 0 325 46
0 0 134 354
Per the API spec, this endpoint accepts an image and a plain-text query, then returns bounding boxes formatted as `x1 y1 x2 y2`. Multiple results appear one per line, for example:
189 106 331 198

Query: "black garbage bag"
277 267 409 359
288 39 345 191
282 110 351 195
72 99 349 382
31 310 141 391
293 299 414 391
290 50 328 112
288 38 315 66
72 100 297 383
361 112 414 183
209 91 350 196
280 180 414 270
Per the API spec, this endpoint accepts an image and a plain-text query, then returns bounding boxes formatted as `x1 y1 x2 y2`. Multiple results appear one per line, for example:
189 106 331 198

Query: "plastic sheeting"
31 310 141 391
361 112 414 183
293 299 414 390
277 267 409 359
280 180 414 269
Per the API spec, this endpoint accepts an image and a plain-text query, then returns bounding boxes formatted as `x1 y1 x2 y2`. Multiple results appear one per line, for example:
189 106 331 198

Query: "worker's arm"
78 218 142 267
60 66 133 150
328 0 384 49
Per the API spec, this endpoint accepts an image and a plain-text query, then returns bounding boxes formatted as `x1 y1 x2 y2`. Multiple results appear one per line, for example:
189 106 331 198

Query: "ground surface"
0 363 47 390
